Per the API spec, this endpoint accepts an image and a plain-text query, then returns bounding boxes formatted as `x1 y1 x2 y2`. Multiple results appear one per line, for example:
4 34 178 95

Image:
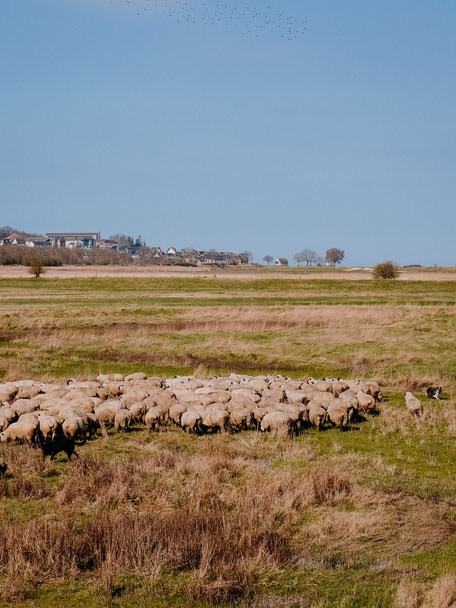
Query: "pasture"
1 276 456 607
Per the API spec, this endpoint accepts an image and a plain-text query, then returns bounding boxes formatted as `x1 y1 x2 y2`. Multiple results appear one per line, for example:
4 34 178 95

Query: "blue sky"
1 0 455 265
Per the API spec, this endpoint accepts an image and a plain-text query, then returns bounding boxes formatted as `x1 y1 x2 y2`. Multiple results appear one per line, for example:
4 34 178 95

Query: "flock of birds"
107 0 307 40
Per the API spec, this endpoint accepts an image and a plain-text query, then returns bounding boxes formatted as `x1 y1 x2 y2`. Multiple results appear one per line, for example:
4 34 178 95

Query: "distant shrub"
28 259 46 278
373 261 400 280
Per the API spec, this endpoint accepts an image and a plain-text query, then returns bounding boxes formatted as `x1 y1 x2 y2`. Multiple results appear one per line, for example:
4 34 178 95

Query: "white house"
275 258 289 266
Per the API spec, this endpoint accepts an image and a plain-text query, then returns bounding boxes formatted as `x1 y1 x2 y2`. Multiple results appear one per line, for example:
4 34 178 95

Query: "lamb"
405 392 423 418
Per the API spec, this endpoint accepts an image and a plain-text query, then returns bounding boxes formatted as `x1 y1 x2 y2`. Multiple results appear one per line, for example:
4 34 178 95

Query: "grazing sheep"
125 372 147 382
97 373 124 383
114 409 132 431
129 402 147 424
405 392 423 418
326 406 350 430
308 405 326 431
16 385 41 400
180 409 202 434
0 418 40 445
229 407 252 432
261 411 293 437
145 406 164 432
37 414 60 442
169 402 188 426
356 391 376 415
122 389 150 406
62 417 87 441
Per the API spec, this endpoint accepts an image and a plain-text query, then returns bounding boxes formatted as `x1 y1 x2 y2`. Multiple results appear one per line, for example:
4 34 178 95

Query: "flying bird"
107 0 307 40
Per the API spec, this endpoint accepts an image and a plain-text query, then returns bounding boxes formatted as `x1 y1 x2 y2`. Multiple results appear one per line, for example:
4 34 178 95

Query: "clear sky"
1 0 455 265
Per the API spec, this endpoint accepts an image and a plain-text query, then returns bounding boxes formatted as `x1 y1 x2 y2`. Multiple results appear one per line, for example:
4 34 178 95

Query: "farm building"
275 258 289 266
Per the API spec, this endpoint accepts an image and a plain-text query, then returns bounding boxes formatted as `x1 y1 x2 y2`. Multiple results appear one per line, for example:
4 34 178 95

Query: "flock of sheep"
0 373 385 458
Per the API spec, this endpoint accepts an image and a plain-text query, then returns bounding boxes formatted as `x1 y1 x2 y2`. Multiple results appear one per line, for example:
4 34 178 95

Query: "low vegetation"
373 261 400 280
0 275 455 606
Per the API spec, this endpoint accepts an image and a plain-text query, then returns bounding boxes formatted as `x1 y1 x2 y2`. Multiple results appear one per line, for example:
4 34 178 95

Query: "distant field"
1 276 456 607
1 264 456 281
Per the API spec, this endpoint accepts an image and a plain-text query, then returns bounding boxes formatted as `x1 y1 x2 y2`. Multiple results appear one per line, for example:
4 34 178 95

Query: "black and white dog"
426 387 442 400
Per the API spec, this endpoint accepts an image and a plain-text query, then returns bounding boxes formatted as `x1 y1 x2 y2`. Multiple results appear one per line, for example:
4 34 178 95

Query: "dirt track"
0 265 454 280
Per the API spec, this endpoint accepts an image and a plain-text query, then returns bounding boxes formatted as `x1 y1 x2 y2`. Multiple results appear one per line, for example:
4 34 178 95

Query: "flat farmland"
1 277 456 607
1 277 456 389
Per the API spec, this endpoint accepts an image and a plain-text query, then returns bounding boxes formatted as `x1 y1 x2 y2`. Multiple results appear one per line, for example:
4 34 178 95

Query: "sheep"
97 373 124 383
180 409 202 434
308 405 326 430
229 407 253 432
145 406 164 432
130 402 147 424
62 417 87 441
16 385 41 400
125 372 147 382
11 399 39 417
101 381 124 397
326 406 350 430
0 383 18 404
356 391 377 415
260 411 293 437
201 408 229 433
0 408 18 424
169 402 188 426
0 418 40 445
122 389 150 406
114 409 132 431
37 414 60 442
405 392 423 418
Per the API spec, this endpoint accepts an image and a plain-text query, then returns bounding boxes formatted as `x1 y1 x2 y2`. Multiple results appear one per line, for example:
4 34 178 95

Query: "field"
1 275 456 607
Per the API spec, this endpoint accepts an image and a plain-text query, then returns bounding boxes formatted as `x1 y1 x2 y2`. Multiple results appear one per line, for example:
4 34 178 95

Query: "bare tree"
293 252 304 266
263 255 273 265
242 251 254 263
325 248 345 266
109 234 133 247
301 248 319 266
0 226 18 240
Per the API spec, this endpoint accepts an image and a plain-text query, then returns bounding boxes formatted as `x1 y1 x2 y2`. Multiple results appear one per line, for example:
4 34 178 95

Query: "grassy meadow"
1 276 456 607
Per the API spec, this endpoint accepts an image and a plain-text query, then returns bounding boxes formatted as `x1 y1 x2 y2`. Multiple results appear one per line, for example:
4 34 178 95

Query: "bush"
28 259 46 278
372 261 399 279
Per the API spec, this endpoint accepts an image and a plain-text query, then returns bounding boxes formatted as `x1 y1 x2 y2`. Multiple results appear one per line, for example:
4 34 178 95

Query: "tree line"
262 248 345 266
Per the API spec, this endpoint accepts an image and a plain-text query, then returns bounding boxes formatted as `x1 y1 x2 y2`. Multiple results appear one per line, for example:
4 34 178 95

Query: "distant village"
0 230 259 266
